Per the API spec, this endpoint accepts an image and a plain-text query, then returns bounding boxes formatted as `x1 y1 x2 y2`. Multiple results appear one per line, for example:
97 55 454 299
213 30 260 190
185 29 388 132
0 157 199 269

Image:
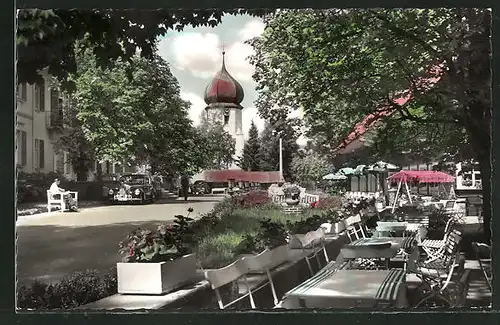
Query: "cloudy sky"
157 14 307 145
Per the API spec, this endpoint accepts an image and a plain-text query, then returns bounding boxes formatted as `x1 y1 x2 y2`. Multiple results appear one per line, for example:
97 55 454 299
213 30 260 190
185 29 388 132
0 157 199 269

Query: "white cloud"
239 19 265 41
180 92 206 126
157 31 257 81
158 33 221 78
224 42 255 81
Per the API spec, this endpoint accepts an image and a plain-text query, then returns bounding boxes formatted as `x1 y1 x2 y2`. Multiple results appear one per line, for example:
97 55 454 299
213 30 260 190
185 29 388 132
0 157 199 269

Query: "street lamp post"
279 137 283 182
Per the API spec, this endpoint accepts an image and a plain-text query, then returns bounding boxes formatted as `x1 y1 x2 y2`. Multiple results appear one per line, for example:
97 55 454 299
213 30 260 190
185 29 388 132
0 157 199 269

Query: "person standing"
49 178 77 212
180 174 190 201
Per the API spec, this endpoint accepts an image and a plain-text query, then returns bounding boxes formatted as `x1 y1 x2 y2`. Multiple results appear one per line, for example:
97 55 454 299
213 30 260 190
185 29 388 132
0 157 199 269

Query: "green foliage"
53 96 96 181
234 218 289 255
17 9 272 87
239 120 262 171
17 268 117 310
286 214 332 235
258 121 299 180
249 8 491 241
198 123 236 170
70 49 205 176
118 213 196 262
291 150 334 189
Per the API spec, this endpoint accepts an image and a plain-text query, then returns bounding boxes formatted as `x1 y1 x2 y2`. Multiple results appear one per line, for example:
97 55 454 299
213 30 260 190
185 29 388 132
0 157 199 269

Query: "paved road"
16 196 223 286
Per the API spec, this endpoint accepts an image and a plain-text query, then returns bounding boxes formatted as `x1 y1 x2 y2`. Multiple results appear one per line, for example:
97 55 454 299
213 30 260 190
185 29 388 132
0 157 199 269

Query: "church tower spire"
203 50 245 169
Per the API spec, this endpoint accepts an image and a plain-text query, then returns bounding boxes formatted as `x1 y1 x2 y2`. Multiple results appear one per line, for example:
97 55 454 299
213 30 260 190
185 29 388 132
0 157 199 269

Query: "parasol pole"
392 179 402 213
404 180 412 204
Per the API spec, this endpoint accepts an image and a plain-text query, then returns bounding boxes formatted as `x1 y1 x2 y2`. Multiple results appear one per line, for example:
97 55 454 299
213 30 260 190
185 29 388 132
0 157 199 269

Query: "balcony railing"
46 109 64 129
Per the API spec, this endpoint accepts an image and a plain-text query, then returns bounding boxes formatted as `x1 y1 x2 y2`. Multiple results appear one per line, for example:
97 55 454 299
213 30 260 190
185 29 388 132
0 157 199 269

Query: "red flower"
310 200 319 208
128 247 134 256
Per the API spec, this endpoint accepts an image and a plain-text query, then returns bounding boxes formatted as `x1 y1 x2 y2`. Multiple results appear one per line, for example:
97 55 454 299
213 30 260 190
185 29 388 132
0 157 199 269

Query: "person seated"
49 178 78 212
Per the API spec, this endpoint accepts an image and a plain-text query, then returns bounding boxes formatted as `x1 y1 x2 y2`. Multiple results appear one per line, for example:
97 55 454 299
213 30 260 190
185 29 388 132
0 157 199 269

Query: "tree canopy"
249 8 492 241
258 120 299 180
291 149 333 189
70 48 205 176
17 8 270 89
197 114 236 170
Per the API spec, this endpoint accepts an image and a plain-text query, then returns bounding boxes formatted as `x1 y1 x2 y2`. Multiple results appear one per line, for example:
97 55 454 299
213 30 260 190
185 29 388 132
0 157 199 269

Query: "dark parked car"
108 174 157 204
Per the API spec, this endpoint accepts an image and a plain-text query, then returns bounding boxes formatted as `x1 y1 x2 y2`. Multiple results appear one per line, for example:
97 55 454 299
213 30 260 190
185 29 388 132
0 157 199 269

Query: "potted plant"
117 210 198 295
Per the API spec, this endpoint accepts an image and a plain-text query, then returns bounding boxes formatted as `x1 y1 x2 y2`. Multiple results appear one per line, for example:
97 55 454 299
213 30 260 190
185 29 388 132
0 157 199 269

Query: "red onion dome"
204 52 244 106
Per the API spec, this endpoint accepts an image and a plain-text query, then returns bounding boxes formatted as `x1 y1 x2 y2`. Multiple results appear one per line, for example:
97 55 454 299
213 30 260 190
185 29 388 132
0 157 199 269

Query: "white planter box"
117 253 197 295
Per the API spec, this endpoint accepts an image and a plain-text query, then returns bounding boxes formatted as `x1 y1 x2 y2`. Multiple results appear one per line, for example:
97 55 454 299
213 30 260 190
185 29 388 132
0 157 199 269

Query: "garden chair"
420 216 459 262
241 250 279 307
289 227 329 276
204 258 255 309
345 215 369 242
407 229 463 307
471 242 492 292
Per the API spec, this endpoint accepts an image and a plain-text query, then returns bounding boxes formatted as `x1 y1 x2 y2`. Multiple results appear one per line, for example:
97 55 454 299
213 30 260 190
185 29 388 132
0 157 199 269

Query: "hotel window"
34 80 45 111
34 139 45 169
16 130 27 166
17 83 27 101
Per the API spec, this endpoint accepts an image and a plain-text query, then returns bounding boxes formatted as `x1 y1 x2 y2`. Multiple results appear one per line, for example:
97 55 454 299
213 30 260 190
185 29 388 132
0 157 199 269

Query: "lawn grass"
196 205 312 269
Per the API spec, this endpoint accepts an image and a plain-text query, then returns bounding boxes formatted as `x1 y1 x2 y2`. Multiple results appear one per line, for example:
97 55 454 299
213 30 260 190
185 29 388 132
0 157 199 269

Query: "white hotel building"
16 72 135 180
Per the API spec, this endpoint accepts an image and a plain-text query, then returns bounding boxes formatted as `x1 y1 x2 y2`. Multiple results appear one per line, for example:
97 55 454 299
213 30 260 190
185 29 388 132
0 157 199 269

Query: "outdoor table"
279 263 408 309
376 221 408 237
341 237 403 268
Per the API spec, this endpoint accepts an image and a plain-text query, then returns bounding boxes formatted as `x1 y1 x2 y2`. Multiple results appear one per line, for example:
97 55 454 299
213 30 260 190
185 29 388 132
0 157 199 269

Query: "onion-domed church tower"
203 51 245 169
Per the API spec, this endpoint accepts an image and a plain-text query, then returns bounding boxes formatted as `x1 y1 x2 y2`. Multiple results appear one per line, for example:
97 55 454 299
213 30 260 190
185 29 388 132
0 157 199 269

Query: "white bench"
47 190 78 212
211 187 228 195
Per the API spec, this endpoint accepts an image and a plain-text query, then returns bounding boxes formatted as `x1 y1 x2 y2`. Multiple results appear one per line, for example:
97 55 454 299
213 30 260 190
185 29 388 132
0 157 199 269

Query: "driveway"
16 196 223 286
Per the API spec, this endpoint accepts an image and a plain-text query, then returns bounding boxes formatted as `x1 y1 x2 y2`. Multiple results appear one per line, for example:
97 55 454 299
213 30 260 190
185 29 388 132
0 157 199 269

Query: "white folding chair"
344 215 367 242
420 216 459 261
241 250 279 307
289 227 329 276
204 259 254 309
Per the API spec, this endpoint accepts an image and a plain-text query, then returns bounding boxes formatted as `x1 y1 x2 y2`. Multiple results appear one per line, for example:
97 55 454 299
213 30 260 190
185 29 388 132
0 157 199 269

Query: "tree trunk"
477 152 491 244
96 163 103 181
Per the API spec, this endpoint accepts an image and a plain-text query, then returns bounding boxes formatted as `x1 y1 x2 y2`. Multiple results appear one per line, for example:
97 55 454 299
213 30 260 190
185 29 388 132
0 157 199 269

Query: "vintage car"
108 174 158 204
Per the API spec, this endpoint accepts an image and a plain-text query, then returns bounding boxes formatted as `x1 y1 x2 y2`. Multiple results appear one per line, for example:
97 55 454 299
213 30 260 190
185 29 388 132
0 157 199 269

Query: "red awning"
334 63 445 153
203 170 283 183
387 170 454 184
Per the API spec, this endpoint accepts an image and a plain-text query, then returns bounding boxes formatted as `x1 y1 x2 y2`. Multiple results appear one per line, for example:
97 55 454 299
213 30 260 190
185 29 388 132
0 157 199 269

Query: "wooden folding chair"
420 216 459 261
241 250 279 307
204 259 254 309
407 229 463 307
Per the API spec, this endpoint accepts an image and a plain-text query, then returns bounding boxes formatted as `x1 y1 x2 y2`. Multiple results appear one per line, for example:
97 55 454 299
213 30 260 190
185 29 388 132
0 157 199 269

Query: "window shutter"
34 139 39 168
36 80 45 112
21 131 27 166
39 140 45 169
21 83 27 101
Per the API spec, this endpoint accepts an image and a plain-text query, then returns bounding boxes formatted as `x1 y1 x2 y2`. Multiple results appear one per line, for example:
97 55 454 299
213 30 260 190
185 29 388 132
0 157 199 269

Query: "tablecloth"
280 267 408 309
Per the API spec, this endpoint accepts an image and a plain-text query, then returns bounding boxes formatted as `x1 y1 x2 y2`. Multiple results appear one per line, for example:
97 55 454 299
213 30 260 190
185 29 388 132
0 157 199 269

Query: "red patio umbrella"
386 170 454 213
387 170 454 184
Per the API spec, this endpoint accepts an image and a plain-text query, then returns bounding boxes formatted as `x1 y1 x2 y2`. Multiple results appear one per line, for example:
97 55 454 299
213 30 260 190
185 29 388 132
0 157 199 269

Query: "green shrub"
17 267 117 310
196 232 244 269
